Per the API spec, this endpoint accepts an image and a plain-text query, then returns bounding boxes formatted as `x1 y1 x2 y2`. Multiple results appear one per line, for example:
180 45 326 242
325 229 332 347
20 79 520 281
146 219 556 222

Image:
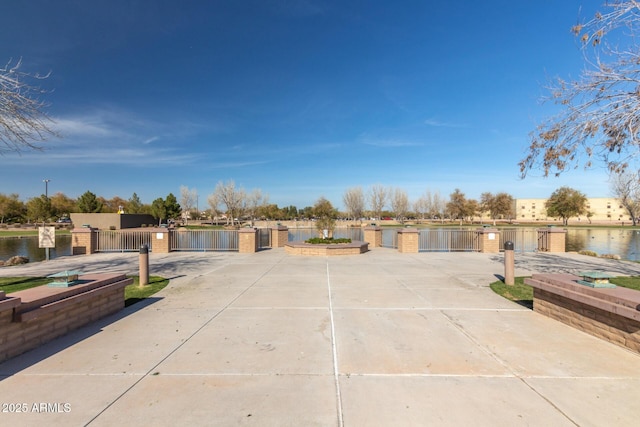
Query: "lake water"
0 235 72 263
3 228 640 262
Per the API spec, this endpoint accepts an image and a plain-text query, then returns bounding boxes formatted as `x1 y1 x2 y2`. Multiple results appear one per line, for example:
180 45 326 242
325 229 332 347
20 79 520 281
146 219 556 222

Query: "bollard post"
139 244 149 287
504 241 514 286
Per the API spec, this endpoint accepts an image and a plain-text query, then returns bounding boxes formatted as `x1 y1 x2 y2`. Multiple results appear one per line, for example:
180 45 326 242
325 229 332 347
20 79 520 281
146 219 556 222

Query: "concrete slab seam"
84 260 281 426
326 260 344 427
438 310 581 426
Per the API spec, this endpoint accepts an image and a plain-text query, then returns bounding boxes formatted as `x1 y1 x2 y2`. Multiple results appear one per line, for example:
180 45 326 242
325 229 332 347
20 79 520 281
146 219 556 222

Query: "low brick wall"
0 274 132 363
285 241 369 256
526 273 640 354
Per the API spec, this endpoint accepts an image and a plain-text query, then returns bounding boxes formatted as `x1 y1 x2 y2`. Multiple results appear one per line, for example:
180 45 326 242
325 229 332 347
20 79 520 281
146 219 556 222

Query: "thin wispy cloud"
360 139 423 148
424 117 469 129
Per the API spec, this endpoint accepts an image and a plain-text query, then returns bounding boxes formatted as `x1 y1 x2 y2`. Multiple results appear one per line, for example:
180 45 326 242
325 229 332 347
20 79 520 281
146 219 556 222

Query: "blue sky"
0 1 611 210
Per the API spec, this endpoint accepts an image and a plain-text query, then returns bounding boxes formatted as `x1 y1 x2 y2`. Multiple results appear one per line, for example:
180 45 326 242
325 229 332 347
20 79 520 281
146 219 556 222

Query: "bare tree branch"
0 58 58 154
522 1 640 177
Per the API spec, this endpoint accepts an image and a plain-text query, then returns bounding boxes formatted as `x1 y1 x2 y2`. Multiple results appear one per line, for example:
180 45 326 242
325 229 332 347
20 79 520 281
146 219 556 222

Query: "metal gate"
170 229 239 251
500 228 538 252
418 229 479 252
96 230 153 252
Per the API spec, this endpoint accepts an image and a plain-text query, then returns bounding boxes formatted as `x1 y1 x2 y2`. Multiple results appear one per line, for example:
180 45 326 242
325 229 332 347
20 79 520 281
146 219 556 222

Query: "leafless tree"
521 2 640 177
390 187 409 223
180 185 198 224
368 184 388 220
343 187 365 222
211 180 246 226
431 191 446 222
610 170 640 225
245 188 268 225
0 58 58 154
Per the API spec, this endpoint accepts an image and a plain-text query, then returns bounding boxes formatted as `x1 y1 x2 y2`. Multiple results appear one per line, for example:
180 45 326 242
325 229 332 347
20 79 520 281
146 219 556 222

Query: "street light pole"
43 179 50 198
42 179 51 261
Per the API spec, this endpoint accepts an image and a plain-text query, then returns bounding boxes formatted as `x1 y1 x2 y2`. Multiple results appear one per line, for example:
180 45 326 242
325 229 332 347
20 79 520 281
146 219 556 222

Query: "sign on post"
38 226 56 248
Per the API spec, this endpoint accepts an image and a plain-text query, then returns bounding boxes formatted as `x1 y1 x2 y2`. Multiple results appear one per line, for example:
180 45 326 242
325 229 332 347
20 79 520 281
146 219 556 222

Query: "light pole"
43 179 50 198
41 179 51 261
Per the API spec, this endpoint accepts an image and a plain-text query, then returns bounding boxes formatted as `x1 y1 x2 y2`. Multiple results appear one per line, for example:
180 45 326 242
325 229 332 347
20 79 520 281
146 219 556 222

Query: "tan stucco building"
514 197 630 223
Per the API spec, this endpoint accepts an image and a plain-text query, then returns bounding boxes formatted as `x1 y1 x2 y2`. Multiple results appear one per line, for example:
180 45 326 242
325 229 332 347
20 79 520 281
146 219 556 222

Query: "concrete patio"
0 249 639 426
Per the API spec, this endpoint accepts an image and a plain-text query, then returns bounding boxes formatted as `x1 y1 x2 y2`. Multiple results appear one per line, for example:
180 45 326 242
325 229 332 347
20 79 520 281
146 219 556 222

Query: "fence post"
239 227 259 253
151 228 171 253
476 227 500 253
71 226 97 255
397 228 419 253
537 227 566 252
271 225 289 248
364 225 382 247
504 241 514 286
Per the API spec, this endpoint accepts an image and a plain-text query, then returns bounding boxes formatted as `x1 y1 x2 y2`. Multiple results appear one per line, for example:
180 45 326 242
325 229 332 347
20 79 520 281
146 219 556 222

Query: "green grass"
0 275 169 307
0 229 71 237
490 275 640 309
0 276 54 293
489 277 534 309
123 276 170 307
609 276 640 291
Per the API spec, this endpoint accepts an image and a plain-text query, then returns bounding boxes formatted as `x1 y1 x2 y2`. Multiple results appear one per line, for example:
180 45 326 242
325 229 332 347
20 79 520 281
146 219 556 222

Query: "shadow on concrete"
490 252 640 276
0 297 162 378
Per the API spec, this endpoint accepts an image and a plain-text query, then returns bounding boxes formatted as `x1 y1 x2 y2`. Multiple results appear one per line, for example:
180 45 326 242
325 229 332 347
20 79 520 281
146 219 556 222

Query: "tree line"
0 181 517 225
2 179 636 226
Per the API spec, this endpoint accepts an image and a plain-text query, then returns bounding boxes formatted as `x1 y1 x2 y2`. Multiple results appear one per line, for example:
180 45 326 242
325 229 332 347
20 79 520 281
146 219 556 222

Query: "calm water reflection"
2 228 640 262
0 235 72 263
566 228 640 261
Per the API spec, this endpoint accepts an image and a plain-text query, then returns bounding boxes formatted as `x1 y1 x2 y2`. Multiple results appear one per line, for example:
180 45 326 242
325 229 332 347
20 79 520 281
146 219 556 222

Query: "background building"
513 198 630 223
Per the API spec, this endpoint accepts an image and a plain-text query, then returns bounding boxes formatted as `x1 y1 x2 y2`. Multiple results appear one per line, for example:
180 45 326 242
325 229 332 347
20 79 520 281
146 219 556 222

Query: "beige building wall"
513 197 631 223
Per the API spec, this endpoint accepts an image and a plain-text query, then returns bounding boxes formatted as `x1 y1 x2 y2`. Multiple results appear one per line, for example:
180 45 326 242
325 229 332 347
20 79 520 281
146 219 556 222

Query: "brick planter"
0 273 133 363
285 241 369 256
525 273 640 354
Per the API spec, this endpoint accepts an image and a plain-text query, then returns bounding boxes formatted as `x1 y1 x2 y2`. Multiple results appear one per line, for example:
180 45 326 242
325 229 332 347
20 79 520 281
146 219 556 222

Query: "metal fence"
170 229 239 251
418 229 480 252
258 228 271 248
381 229 398 249
499 228 538 252
288 228 364 241
96 230 154 252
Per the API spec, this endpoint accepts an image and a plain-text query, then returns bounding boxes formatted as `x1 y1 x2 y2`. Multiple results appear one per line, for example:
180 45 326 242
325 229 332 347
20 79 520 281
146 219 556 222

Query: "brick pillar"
151 228 171 253
538 228 566 252
476 228 500 253
71 227 97 255
271 225 289 248
239 227 258 253
397 228 419 253
363 226 382 247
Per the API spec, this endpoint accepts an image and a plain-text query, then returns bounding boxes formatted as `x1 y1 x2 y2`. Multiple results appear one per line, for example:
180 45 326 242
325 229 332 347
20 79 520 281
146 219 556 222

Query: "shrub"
305 237 352 244
600 254 621 260
578 250 598 257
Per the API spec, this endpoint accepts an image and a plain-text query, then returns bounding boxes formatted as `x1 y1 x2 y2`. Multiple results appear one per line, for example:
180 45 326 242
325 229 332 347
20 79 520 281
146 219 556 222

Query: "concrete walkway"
1 249 640 426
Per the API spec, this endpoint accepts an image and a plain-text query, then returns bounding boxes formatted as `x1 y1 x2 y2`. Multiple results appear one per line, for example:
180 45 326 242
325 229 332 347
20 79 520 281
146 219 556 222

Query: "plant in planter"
312 197 337 238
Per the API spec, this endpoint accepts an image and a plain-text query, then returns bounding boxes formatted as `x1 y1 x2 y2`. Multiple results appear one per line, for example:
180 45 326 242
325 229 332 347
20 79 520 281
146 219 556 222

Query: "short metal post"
504 241 514 286
139 244 149 287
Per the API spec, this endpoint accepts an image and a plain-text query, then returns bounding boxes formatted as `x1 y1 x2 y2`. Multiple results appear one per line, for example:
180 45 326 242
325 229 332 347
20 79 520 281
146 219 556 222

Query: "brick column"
397 228 419 253
538 228 566 252
271 225 289 248
71 227 97 255
151 228 171 253
476 228 500 253
363 226 382 247
239 227 258 253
